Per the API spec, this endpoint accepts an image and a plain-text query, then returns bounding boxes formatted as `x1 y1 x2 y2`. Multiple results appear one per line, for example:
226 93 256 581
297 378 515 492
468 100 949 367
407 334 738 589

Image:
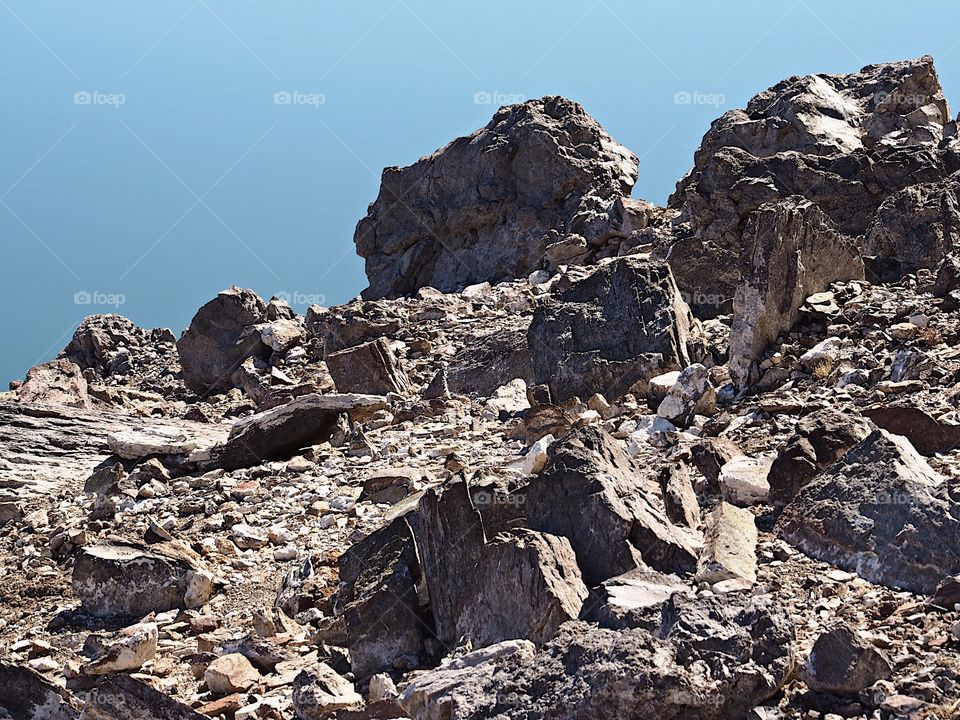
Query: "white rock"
719 456 772 506
84 622 158 675
205 653 260 695
483 379 530 418
800 337 842 369
521 434 554 475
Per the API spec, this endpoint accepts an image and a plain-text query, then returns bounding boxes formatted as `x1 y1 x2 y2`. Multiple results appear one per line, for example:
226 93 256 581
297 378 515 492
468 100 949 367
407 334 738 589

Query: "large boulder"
525 427 700 586
777 429 960 593
72 541 214 618
399 595 794 720
17 358 91 409
800 623 893 696
528 258 702 402
728 197 864 387
325 337 410 395
61 314 166 377
667 57 951 315
768 407 874 509
0 661 79 719
176 287 268 396
355 96 638 299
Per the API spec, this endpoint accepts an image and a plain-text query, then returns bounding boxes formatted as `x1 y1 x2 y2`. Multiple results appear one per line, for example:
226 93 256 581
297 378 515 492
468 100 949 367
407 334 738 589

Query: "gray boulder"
355 96 638 299
777 429 960 593
526 427 700 586
728 197 864 387
325 337 410 395
82 674 207 720
801 623 893 696
528 257 701 402
176 286 268 396
0 661 79 719
863 404 960 455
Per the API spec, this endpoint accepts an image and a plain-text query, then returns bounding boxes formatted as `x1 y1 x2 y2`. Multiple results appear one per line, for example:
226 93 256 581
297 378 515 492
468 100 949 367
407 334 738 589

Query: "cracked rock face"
355 96 638 299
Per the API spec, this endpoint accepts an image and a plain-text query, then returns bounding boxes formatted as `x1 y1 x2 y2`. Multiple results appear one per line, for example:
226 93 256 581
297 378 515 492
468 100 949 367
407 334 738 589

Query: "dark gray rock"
325 337 410 395
729 197 864 387
777 429 960 593
176 286 268 396
0 661 79 719
526 427 700 586
658 462 701 529
863 404 960 455
455 530 588 648
800 623 893 696
769 408 874 509
446 327 534 398
584 567 689 631
355 96 638 299
932 251 960 297
82 674 207 719
61 314 163 377
528 257 701 402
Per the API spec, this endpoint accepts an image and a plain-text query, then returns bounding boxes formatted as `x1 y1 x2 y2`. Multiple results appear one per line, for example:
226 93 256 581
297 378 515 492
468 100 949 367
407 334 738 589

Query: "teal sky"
3 0 959 384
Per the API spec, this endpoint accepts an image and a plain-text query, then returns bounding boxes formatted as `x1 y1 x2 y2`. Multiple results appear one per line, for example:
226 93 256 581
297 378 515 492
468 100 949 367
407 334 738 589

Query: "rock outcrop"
355 96 638 299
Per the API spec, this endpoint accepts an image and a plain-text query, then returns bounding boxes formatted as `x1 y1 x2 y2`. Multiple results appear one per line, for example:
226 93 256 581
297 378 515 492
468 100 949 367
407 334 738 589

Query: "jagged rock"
82 674 207 719
400 595 793 720
83 463 125 495
333 516 428 679
325 338 410 395
801 623 893 696
447 327 534 398
422 367 451 400
689 437 742 488
258 318 304 353
729 198 865 386
406 481 486 645
528 258 701 402
176 287 268 396
526 427 700 586
17 358 91 408
657 462 700 529
355 96 638 299
82 622 158 675
932 251 960 296
72 541 214 618
777 429 960 593
668 57 950 315
204 653 260 695
455 530 588 648
863 404 960 455
292 665 363 719
656 363 715 426
0 660 79 719
203 393 388 471
696 502 758 585
863 178 960 274
585 567 689 630
769 407 874 509
61 314 162 377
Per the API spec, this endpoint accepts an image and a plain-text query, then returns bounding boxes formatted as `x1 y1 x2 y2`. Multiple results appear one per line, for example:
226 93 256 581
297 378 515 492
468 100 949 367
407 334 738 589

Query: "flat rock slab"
719 455 772 506
203 393 388 470
863 404 960 455
696 502 758 585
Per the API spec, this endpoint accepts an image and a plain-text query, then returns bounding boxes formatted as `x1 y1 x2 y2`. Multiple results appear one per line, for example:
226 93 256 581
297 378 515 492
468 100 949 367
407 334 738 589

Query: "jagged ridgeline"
4 57 960 719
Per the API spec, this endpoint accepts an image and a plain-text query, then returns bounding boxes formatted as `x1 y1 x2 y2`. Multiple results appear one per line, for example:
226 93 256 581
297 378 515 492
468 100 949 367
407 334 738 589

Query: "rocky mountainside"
4 57 960 720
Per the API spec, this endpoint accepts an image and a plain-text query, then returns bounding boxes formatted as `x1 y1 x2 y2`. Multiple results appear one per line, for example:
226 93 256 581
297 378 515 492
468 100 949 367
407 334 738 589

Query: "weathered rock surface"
204 653 260 695
778 429 960 593
801 623 893 696
696 501 758 585
82 674 207 720
176 287 268 396
528 258 701 402
17 359 91 408
355 96 638 299
863 404 960 455
72 541 214 618
526 427 700 585
455 530 588 648
292 665 363 718
325 337 410 395
0 661 79 719
729 197 865 386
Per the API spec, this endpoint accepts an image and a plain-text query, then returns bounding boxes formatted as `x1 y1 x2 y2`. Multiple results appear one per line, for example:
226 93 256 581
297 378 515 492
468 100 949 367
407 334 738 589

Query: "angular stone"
768 408 874 509
333 516 428 679
204 653 260 695
777 429 960 593
585 567 689 631
656 363 715 426
355 96 638 299
82 674 207 719
325 337 410 395
406 481 486 645
456 530 588 648
801 623 893 696
292 665 363 719
526 427 700 586
82 622 158 675
61 314 158 376
718 455 772 506
689 437 742 488
446 327 535 398
73 541 214 618
658 462 701 529
17 358 91 409
0 660 79 719
863 404 960 455
729 197 865 387
696 502 758 585
528 257 702 402
176 286 268 396
203 393 388 471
